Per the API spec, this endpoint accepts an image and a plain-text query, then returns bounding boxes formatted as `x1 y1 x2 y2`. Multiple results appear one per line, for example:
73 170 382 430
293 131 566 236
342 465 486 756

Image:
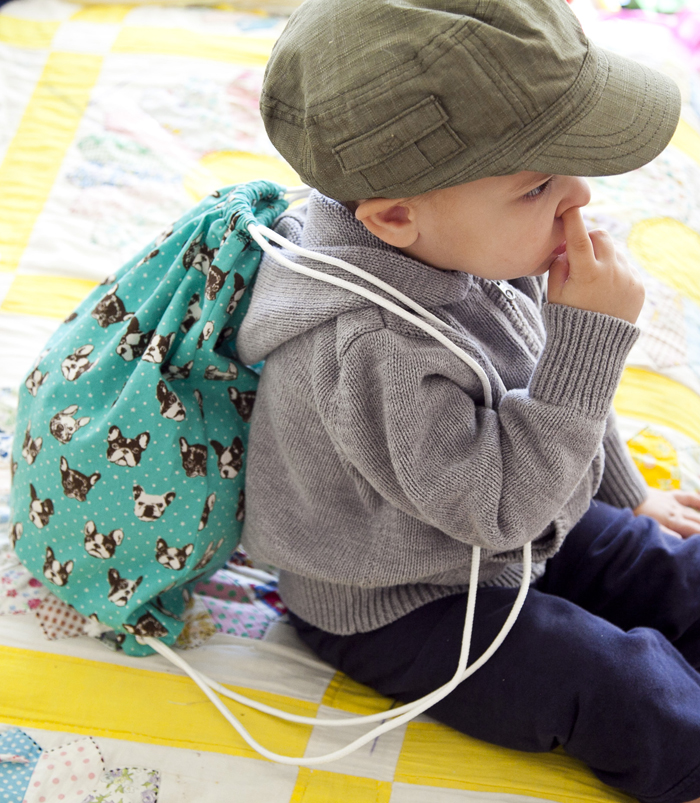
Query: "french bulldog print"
10 459 17 483
50 405 91 444
228 387 256 422
156 380 186 421
63 311 78 323
204 264 230 301
193 537 224 571
123 611 168 643
133 484 176 522
29 484 54 528
135 248 159 269
154 225 173 247
61 344 95 381
180 292 202 334
84 520 124 559
21 423 43 464
99 273 117 286
162 360 193 381
116 318 155 362
204 362 238 381
143 332 175 364
91 284 133 327
25 368 49 396
9 522 23 548
236 489 245 522
106 426 150 467
183 235 218 277
44 547 74 586
198 492 216 530
221 210 243 244
59 456 101 501
193 389 204 417
155 538 194 571
151 594 183 621
107 567 142 606
210 437 244 479
179 437 208 477
225 272 246 315
214 326 235 351
197 320 215 350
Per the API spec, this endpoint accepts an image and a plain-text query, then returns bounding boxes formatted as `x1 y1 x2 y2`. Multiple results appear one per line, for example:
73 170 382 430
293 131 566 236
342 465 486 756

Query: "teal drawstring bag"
9 180 288 656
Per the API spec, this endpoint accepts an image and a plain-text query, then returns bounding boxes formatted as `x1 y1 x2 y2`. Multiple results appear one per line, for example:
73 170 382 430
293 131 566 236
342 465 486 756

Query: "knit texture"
236 192 648 634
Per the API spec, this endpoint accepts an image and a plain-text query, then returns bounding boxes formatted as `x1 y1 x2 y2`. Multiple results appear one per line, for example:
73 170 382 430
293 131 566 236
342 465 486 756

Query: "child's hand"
547 207 645 325
634 487 700 538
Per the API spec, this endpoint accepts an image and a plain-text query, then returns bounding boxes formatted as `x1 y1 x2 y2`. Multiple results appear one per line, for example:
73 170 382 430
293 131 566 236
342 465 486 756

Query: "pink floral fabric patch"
79 767 160 803
0 550 48 616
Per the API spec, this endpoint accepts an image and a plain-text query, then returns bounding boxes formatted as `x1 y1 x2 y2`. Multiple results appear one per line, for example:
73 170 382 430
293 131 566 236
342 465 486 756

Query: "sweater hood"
236 191 474 365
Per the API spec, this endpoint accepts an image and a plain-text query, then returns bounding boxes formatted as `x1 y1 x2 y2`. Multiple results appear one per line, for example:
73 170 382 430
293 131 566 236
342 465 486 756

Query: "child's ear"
354 198 419 248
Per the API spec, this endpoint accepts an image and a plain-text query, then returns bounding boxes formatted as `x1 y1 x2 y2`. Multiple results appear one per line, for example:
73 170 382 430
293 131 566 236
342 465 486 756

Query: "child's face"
362 172 592 281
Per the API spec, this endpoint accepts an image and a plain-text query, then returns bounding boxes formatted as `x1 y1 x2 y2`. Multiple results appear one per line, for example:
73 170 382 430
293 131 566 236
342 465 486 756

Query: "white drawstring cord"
282 185 312 201
143 194 533 764
145 545 484 765
146 541 531 738
247 223 503 408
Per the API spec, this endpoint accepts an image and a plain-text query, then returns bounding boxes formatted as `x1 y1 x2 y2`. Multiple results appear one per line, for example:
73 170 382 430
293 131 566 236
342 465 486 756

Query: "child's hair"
260 0 679 201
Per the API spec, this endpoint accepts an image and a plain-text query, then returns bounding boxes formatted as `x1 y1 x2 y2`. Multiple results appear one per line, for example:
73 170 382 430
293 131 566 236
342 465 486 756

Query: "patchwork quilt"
0 1 699 800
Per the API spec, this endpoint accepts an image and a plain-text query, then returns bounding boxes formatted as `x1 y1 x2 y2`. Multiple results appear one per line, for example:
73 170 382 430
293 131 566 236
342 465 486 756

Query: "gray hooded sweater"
236 192 648 635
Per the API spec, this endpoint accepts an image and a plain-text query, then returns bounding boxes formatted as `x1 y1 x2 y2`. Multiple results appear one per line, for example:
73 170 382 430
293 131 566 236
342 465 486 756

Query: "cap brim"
527 47 681 177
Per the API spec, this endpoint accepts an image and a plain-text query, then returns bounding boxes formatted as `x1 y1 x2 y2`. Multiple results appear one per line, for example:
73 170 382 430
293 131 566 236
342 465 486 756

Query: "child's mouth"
552 241 567 256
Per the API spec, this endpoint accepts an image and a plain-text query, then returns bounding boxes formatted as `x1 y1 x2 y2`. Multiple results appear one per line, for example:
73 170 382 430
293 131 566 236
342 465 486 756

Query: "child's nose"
555 176 592 218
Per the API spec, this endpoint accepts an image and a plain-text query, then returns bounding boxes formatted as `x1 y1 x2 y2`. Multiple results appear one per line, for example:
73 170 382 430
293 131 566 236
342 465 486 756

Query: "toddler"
236 0 700 799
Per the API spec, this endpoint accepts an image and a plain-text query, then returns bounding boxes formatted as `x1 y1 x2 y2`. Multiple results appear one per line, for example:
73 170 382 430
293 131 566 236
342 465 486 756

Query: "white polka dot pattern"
9 181 288 656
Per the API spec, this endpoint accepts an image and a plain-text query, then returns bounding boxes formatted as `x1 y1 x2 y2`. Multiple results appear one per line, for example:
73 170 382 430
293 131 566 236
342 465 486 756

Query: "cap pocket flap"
332 95 461 174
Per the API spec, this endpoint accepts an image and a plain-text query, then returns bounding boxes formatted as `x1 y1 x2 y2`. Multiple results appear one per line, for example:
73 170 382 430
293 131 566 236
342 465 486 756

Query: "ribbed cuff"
529 304 640 417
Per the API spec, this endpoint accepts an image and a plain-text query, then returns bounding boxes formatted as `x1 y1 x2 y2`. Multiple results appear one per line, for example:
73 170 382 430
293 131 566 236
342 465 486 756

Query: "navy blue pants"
289 502 700 803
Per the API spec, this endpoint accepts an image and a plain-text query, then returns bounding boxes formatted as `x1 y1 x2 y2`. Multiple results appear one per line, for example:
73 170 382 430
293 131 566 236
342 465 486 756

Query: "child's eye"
524 177 553 201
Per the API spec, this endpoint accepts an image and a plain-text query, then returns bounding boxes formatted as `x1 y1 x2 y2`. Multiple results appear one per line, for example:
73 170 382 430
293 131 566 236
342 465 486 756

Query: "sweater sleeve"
596 410 649 509
323 302 640 553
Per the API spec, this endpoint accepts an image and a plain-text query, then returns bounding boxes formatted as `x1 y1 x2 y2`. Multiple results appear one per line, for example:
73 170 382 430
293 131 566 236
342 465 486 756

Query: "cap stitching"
272 16 471 121
466 26 535 124
543 73 674 159
374 44 603 194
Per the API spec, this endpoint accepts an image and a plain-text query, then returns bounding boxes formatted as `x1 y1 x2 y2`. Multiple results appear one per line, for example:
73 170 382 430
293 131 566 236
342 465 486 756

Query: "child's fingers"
672 491 700 512
562 207 595 268
587 229 618 262
659 523 683 539
666 515 700 539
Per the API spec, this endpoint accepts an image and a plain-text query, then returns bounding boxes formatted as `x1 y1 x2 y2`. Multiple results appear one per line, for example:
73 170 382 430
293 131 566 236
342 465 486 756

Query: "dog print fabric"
9 181 288 655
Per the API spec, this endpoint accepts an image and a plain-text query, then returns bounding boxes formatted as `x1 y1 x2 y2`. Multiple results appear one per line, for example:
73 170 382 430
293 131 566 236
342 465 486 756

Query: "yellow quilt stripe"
71 5 135 24
0 645 314 760
614 367 700 445
0 16 59 49
321 671 396 716
395 723 633 803
671 118 700 166
628 218 700 308
1 274 97 319
0 52 103 274
291 768 392 803
112 28 275 65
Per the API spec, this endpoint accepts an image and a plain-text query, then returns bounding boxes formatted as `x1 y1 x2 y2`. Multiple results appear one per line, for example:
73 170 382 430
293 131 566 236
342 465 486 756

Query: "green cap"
260 0 681 201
